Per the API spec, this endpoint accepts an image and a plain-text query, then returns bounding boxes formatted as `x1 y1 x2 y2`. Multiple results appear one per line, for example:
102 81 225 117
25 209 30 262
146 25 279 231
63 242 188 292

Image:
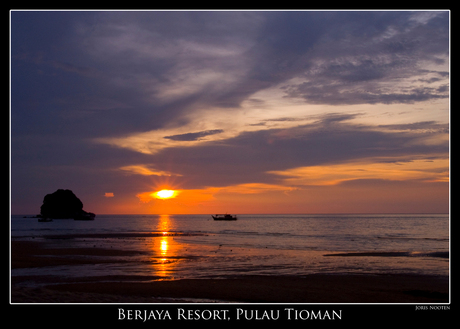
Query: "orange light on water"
160 239 168 253
149 215 182 277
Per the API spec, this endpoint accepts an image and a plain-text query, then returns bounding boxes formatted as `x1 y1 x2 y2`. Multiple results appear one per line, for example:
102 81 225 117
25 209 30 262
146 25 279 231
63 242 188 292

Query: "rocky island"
39 189 95 220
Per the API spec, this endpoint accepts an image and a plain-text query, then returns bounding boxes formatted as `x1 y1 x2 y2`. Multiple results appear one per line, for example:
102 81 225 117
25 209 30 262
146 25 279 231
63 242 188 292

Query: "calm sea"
11 214 450 281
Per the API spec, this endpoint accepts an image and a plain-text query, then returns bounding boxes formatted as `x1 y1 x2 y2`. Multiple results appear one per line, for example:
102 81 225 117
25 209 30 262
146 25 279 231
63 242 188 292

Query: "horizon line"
11 212 450 216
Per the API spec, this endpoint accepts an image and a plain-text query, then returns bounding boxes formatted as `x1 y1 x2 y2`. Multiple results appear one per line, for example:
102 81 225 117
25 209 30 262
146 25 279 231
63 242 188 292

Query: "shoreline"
35 274 450 304
10 240 449 303
11 273 450 303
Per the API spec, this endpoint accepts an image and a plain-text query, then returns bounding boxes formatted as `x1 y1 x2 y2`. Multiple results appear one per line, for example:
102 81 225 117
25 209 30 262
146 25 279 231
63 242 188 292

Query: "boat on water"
212 214 237 221
38 217 52 222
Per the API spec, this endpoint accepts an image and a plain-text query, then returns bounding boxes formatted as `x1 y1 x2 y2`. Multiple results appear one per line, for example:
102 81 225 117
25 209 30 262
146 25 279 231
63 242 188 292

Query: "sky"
10 10 450 215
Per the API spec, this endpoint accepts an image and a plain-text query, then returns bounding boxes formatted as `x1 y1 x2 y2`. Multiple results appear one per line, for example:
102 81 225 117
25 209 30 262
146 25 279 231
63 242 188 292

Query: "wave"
377 236 449 242
42 232 207 240
323 251 449 259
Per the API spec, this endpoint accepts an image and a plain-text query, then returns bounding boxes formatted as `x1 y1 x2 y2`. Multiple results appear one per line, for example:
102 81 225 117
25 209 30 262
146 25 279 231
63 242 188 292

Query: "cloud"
274 11 449 105
280 52 449 104
378 121 449 133
50 60 100 77
164 129 224 142
282 78 449 105
137 114 449 190
268 158 449 186
218 183 297 195
119 165 181 177
12 11 449 141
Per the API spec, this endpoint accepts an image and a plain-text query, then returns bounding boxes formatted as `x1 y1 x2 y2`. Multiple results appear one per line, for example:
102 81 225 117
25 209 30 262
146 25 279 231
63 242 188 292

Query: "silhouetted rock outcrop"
40 189 95 220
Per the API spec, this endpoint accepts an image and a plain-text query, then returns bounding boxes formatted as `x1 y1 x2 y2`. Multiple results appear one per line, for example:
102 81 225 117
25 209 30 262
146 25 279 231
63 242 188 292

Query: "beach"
12 274 449 304
10 239 449 303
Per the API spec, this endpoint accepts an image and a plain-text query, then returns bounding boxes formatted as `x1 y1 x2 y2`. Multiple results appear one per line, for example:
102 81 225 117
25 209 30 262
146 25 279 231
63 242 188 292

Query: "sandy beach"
10 239 449 303
15 274 449 304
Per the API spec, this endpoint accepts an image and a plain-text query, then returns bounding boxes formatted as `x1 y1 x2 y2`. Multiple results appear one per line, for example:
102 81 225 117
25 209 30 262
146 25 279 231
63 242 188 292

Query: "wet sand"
11 239 149 268
10 240 449 303
12 274 449 303
30 274 448 303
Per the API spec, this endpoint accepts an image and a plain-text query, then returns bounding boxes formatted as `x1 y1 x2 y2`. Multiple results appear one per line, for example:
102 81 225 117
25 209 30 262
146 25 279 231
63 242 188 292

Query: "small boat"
212 214 237 221
38 217 52 222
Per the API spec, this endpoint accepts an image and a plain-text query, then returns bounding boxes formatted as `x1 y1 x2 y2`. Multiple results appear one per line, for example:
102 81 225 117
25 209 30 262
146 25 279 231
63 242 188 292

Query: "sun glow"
154 189 177 199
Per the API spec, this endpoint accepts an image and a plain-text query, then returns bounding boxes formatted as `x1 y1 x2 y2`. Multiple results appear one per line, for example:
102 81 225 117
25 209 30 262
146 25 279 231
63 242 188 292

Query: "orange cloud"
217 183 296 195
119 165 181 177
268 158 449 186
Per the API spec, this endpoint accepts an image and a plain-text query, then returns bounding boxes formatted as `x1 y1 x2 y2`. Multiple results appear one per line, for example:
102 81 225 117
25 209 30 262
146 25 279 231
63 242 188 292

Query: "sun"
154 189 177 199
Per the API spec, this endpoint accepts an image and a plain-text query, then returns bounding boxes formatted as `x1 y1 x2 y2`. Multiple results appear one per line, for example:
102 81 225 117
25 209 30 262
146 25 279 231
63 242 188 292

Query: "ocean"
11 214 449 283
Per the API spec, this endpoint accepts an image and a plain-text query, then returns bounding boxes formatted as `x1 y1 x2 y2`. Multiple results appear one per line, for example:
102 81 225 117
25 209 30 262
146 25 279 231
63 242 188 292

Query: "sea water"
11 214 449 281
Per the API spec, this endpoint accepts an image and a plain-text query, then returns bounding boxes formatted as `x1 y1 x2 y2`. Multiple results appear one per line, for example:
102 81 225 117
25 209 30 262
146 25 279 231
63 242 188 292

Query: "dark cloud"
313 113 360 125
262 113 360 125
164 129 224 141
283 82 449 105
11 11 449 138
378 121 449 133
276 11 449 105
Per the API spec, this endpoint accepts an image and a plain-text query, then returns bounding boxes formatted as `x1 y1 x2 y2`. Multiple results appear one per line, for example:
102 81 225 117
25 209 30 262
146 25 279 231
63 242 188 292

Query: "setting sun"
155 190 177 199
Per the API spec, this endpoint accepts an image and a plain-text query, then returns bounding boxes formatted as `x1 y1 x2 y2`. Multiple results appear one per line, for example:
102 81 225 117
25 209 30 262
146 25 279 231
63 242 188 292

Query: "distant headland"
39 189 95 220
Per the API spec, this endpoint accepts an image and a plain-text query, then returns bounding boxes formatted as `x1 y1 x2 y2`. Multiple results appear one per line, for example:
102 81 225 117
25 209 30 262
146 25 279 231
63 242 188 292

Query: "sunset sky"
10 10 450 215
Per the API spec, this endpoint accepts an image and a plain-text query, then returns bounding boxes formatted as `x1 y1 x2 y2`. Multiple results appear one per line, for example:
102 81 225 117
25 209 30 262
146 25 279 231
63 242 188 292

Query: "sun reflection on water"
160 238 168 254
150 215 181 278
